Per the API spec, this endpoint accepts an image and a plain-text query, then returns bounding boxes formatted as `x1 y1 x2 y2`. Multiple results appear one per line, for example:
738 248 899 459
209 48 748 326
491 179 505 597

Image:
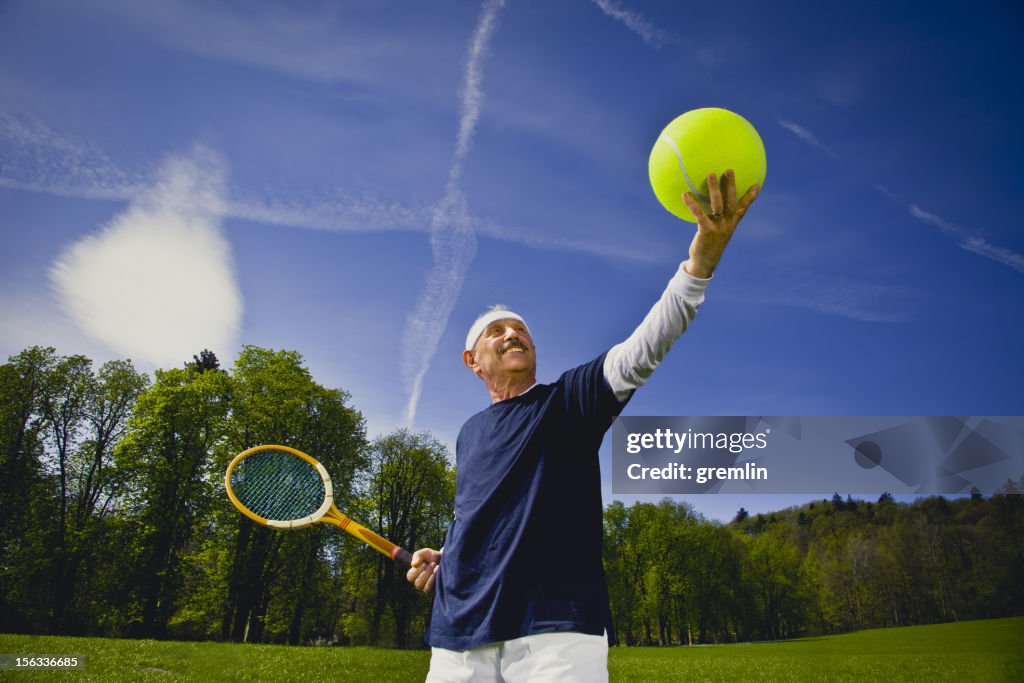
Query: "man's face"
464 318 536 382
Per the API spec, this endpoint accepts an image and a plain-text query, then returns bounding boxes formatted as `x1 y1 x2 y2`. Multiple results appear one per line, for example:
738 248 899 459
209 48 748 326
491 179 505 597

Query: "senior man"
408 172 759 682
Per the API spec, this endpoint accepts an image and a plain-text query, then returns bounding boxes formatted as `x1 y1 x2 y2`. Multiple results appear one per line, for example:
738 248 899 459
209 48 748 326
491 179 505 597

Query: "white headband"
465 310 528 351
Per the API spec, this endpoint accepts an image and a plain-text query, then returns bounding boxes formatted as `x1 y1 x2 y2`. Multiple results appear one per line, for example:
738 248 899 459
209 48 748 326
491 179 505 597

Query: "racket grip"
351 524 413 566
393 547 413 567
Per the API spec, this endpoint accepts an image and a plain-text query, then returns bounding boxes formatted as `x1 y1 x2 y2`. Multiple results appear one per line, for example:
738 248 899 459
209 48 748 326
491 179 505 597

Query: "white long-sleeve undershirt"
603 261 710 401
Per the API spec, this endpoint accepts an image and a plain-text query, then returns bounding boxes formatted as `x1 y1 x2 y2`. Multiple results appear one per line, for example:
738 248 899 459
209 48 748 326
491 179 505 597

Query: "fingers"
709 170 742 215
406 561 438 592
723 169 737 209
407 548 441 593
411 548 441 566
422 563 437 592
707 172 723 215
682 192 709 224
683 171 759 223
682 172 760 278
734 183 761 219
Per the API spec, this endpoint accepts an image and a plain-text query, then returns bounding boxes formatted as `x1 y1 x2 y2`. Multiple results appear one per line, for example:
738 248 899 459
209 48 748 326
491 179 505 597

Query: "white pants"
425 631 608 683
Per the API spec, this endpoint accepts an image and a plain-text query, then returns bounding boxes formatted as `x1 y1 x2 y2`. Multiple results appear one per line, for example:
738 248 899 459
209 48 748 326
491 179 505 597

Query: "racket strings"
231 449 326 521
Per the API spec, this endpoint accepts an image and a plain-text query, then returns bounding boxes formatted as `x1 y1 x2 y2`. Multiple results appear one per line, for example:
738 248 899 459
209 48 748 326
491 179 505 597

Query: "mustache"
499 339 528 354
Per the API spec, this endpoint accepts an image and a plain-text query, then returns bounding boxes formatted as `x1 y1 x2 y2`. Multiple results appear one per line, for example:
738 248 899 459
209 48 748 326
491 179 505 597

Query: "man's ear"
462 349 477 373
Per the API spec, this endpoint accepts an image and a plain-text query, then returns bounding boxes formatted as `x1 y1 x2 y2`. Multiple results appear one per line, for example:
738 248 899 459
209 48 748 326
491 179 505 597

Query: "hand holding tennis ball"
649 108 765 278
681 168 760 278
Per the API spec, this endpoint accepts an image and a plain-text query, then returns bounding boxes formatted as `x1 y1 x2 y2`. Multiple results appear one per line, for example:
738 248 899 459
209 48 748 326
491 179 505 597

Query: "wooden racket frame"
225 444 412 566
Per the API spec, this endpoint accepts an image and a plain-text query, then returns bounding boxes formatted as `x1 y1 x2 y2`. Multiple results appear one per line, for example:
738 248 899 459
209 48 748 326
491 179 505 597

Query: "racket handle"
393 547 413 568
344 518 413 567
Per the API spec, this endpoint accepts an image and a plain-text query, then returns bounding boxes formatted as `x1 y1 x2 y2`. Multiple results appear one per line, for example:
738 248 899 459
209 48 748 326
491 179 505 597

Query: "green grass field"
1 617 1021 682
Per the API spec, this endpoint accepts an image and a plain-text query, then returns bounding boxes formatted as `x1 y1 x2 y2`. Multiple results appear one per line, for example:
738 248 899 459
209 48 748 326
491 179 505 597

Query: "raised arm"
604 170 759 400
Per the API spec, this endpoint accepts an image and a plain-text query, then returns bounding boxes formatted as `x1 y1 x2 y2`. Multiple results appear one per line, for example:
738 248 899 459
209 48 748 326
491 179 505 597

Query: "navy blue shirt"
428 352 630 650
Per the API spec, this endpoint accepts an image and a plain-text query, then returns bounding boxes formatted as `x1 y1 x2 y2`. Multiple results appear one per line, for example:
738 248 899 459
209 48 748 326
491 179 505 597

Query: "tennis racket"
224 444 413 567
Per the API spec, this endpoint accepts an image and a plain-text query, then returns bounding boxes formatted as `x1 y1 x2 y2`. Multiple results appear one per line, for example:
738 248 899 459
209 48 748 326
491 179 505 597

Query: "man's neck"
486 374 537 403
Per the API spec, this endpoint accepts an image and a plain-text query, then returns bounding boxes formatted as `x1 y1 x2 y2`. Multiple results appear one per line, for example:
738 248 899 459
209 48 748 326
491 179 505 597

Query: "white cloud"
719 269 914 323
452 0 507 170
48 145 242 368
0 111 142 200
959 238 1024 275
909 204 1024 275
401 184 477 425
774 122 1023 278
2 110 656 262
590 0 675 48
77 0 368 84
908 204 962 239
399 0 507 426
816 78 867 108
696 48 719 67
226 192 431 235
778 119 838 159
475 216 664 263
870 183 900 202
813 50 902 109
0 288 119 366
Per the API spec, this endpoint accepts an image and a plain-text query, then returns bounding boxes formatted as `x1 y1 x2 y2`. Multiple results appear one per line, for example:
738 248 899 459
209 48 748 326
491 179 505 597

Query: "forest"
1 346 1021 647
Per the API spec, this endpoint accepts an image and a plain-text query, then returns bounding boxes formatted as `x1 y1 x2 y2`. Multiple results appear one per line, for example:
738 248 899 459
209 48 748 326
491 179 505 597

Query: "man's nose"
502 328 525 344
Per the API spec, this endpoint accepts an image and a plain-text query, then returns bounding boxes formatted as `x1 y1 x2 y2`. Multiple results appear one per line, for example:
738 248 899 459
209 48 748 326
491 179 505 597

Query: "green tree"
744 523 808 639
343 429 454 647
609 502 658 645
0 347 56 631
39 354 94 631
683 521 745 643
602 501 631 645
51 358 147 633
115 365 231 637
217 347 367 644
1 349 146 634
187 349 223 373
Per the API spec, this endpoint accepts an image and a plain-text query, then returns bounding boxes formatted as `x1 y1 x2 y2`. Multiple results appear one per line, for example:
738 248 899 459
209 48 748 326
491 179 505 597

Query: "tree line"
1 346 1021 647
0 346 452 647
604 491 1024 645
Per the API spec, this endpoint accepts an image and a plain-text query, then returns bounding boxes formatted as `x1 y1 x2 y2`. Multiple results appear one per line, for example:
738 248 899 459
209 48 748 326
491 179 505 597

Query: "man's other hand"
406 548 442 593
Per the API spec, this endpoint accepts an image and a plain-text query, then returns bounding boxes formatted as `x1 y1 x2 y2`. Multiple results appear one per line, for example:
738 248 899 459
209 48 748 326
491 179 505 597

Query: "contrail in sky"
589 0 673 48
910 205 1024 275
778 119 838 159
782 116 1024 277
0 111 661 264
400 0 507 426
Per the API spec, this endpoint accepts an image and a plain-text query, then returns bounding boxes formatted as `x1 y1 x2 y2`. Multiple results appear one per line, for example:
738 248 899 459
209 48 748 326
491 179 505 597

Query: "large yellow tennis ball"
649 108 766 222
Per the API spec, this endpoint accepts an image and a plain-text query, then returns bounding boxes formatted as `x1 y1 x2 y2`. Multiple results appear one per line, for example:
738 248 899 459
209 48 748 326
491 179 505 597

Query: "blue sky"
2 0 1022 522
